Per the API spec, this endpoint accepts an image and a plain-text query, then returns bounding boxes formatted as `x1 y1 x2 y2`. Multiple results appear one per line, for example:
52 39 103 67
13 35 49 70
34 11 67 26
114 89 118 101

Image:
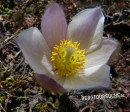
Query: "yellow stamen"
51 39 85 77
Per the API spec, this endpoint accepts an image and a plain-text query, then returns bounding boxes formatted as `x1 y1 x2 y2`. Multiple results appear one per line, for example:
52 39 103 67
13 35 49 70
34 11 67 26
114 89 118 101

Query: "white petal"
63 64 110 89
84 39 120 68
87 11 104 53
16 27 52 75
68 7 104 52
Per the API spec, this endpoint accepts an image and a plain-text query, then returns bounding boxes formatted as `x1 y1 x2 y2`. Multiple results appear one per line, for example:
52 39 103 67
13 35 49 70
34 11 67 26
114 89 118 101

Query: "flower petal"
87 11 104 53
63 64 110 89
68 7 104 51
34 74 66 93
16 27 52 74
41 3 67 49
84 39 120 68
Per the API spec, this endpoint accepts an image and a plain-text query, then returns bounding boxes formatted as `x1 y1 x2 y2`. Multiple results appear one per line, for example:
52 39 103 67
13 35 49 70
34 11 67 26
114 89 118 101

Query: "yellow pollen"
51 39 85 77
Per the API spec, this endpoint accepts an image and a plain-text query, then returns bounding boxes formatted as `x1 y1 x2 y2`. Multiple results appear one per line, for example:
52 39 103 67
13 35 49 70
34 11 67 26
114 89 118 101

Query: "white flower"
16 3 120 93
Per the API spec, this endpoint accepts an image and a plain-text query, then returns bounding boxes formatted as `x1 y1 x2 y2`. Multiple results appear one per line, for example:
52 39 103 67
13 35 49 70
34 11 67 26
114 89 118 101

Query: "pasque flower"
16 3 119 93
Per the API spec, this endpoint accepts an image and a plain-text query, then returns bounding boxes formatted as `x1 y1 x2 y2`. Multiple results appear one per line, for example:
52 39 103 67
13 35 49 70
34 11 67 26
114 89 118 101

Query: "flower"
16 3 120 93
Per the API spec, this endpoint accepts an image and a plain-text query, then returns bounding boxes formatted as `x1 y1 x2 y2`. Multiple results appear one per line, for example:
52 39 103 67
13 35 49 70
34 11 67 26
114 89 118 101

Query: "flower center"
51 39 85 77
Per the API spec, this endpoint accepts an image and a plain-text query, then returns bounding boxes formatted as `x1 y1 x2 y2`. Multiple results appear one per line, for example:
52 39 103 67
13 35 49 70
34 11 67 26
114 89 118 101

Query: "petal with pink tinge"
41 3 67 49
34 74 66 93
68 7 104 52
